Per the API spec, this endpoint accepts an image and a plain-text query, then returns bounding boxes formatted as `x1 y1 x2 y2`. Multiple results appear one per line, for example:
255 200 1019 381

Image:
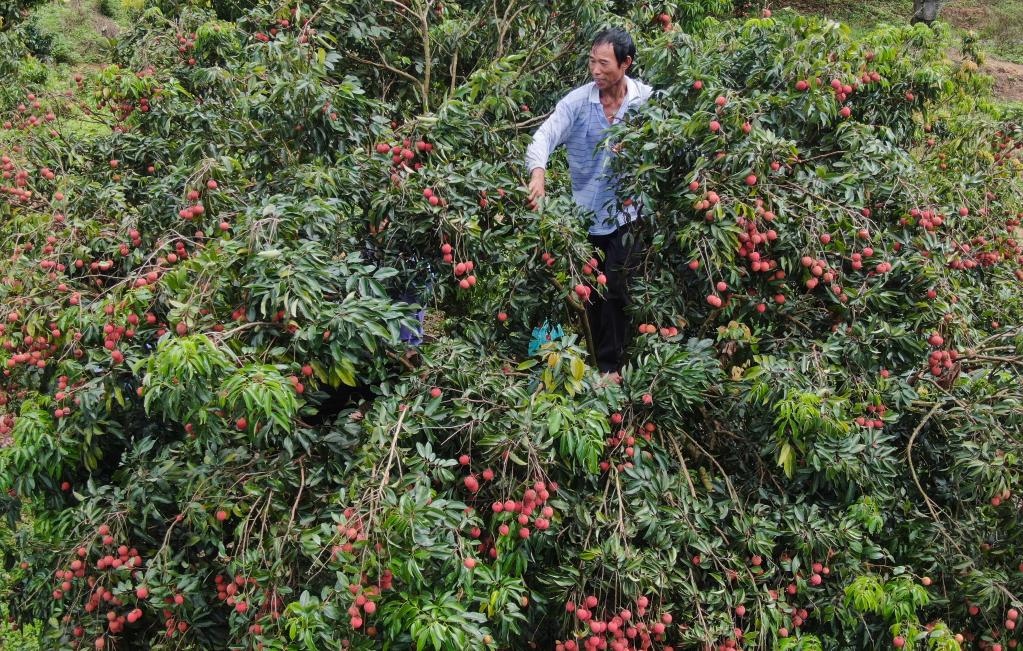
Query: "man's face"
589 43 630 90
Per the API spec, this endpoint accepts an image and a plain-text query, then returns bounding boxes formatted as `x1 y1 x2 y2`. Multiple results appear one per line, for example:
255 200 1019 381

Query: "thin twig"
283 460 306 542
906 401 943 523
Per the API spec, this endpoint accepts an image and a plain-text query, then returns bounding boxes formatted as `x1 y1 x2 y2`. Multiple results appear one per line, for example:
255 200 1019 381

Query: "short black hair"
592 28 636 69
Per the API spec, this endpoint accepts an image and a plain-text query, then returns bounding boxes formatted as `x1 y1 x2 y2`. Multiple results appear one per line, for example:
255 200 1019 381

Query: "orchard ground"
786 0 1023 102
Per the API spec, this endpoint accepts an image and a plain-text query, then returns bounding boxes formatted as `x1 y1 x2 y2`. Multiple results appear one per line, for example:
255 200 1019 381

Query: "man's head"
590 28 635 91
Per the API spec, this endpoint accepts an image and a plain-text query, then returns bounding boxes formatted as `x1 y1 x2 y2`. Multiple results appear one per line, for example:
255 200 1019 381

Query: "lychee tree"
1 1 1022 650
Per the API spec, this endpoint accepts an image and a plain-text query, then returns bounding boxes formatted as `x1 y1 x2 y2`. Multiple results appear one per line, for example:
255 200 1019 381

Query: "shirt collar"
588 76 637 104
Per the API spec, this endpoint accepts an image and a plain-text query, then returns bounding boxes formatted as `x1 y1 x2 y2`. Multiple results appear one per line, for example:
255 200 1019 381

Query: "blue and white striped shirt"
526 75 654 236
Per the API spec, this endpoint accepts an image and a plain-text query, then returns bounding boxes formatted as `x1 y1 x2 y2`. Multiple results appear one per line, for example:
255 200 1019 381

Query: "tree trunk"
911 0 944 25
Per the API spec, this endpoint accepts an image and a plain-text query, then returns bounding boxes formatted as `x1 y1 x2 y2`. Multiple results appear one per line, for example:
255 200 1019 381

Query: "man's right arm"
525 96 576 206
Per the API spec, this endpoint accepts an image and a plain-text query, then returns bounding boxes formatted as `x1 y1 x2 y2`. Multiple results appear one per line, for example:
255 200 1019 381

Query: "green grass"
959 0 1023 64
785 0 1023 64
27 0 134 65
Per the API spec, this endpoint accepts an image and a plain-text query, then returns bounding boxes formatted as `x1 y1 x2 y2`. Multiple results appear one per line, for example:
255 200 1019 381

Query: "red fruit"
893 636 905 648
735 605 746 617
745 174 757 186
215 510 228 521
175 322 188 336
642 393 653 405
1009 609 1019 621
519 527 530 538
693 80 703 90
715 95 727 107
795 80 809 91
709 120 721 132
458 454 470 465
463 475 479 492
819 233 831 244
235 601 248 613
235 417 248 430
779 627 789 638
706 294 722 308
497 311 508 322
463 558 476 569
136 586 149 599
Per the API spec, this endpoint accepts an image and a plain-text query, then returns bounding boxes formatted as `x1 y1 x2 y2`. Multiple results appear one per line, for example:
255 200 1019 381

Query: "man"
525 28 653 379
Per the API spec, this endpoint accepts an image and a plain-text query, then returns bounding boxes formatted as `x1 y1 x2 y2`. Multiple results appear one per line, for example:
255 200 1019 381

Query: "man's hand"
527 168 545 211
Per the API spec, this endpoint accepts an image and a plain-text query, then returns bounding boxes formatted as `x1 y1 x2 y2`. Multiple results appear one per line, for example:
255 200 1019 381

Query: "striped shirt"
525 75 654 235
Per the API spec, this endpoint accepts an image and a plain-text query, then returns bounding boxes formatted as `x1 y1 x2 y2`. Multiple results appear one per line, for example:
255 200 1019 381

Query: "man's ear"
622 56 633 72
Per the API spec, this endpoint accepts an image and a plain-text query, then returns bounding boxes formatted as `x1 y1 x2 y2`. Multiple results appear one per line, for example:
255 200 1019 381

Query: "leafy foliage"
0 1 1022 650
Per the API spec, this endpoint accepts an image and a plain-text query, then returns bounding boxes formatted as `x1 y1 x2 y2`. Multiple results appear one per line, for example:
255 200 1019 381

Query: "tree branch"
347 49 422 89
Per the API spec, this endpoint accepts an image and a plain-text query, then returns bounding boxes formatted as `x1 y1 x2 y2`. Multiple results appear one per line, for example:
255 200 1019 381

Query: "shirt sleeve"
629 82 654 112
525 96 577 173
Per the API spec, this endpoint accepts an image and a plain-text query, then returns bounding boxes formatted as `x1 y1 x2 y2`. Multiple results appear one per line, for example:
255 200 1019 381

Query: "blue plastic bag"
528 320 564 356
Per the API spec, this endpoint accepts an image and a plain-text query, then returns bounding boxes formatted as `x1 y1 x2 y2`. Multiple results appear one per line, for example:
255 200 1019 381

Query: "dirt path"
978 55 1023 102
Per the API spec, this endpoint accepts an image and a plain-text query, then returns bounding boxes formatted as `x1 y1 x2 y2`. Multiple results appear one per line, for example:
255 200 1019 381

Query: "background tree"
912 0 945 25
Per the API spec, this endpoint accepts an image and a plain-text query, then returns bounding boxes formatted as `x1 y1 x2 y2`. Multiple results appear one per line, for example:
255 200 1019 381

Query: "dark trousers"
586 221 643 373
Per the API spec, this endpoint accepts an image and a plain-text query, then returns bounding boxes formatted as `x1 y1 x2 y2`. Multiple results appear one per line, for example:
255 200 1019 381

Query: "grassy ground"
782 0 1023 65
26 0 135 65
